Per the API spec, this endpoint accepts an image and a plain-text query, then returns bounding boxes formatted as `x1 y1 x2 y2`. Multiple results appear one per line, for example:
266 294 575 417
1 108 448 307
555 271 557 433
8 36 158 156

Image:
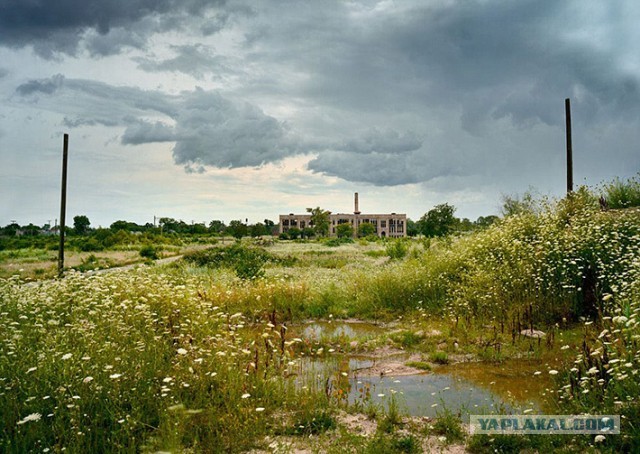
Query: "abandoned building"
279 193 407 238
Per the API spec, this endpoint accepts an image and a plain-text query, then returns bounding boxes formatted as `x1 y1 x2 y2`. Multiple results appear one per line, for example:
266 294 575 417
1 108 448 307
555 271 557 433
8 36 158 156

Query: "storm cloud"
15 76 305 168
2 0 639 226
0 0 227 58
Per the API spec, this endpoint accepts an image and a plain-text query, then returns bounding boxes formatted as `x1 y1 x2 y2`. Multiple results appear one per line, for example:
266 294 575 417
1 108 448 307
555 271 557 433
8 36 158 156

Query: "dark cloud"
6 0 640 191
307 139 477 187
0 68 8 79
15 75 304 168
223 0 639 187
339 129 422 154
241 0 639 131
308 151 423 186
171 89 302 168
15 74 65 95
121 120 175 145
0 0 227 58
84 27 149 57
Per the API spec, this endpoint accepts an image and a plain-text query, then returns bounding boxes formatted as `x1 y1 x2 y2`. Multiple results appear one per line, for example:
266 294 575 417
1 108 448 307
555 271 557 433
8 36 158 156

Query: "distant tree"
357 222 376 237
406 218 419 237
306 207 331 237
250 223 267 237
1 223 21 236
501 190 538 217
227 220 248 239
287 227 302 239
302 227 315 239
336 223 354 238
190 223 208 234
263 219 278 236
21 223 41 236
73 215 91 235
475 215 499 229
93 228 113 243
110 220 145 232
158 217 179 233
110 220 129 231
457 217 474 232
418 203 457 237
209 220 226 234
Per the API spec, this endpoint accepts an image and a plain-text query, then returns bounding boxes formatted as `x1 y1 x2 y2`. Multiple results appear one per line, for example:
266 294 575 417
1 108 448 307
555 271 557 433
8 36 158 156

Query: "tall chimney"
354 192 361 214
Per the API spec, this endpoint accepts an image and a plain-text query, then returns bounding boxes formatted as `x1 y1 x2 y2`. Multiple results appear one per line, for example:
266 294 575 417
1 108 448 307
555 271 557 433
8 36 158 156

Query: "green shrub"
390 331 423 348
79 238 105 252
365 434 420 454
139 244 159 260
601 173 640 208
281 410 336 436
182 244 275 279
432 409 465 443
385 240 408 260
429 351 449 364
324 237 354 247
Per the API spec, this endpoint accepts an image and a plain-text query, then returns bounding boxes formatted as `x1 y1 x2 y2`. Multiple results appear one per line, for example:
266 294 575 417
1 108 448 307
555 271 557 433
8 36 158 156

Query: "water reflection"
294 321 554 418
300 356 551 418
300 320 385 340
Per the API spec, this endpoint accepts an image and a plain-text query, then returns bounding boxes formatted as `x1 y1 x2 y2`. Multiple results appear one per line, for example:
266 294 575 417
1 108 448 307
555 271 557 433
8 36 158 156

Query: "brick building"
279 193 406 238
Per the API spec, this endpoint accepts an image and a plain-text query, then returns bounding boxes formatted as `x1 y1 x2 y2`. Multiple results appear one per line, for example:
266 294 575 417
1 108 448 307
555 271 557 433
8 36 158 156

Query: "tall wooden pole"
58 134 69 277
565 98 573 194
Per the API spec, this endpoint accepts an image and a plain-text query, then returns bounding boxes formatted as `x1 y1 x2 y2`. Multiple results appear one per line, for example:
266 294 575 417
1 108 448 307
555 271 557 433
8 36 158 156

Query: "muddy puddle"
297 320 385 340
295 321 554 418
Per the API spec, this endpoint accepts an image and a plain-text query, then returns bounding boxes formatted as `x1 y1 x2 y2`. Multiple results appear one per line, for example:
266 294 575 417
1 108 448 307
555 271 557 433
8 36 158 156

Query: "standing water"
296 321 553 418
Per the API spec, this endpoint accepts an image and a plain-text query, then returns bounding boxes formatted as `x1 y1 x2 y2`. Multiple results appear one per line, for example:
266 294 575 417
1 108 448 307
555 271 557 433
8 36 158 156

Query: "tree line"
1 202 502 250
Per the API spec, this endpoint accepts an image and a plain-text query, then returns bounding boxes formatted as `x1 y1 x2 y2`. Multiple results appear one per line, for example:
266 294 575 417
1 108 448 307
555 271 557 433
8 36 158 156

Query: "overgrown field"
1 191 639 452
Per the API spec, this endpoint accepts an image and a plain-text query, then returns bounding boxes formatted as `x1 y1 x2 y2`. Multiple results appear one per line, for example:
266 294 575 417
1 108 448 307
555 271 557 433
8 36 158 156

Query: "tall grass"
0 270 330 452
601 173 640 208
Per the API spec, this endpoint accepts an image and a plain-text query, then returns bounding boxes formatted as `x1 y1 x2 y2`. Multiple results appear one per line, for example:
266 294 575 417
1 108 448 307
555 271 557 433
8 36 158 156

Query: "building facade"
279 193 406 238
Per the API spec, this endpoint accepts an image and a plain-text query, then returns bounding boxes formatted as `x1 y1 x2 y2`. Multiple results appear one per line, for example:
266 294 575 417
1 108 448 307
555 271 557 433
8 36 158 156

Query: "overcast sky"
1 0 639 228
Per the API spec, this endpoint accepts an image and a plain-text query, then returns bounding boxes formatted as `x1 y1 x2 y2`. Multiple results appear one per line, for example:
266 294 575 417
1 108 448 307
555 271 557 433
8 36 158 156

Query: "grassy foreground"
1 190 640 452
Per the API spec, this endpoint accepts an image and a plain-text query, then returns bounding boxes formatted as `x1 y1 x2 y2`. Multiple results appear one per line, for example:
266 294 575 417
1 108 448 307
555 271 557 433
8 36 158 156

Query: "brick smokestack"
354 192 361 214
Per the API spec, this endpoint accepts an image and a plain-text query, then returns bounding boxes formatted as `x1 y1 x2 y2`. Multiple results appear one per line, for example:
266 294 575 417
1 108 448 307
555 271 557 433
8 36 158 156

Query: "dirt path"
21 254 184 287
84 254 184 276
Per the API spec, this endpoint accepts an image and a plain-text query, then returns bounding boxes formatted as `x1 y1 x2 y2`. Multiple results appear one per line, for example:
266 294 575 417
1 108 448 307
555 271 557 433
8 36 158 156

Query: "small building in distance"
279 193 406 238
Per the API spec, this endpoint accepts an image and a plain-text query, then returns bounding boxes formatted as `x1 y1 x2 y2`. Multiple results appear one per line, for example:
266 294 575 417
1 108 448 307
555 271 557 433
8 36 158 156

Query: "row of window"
281 217 404 234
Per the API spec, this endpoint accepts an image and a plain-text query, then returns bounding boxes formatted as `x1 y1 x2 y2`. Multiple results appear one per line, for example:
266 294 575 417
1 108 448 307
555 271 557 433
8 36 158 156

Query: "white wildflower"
17 413 42 425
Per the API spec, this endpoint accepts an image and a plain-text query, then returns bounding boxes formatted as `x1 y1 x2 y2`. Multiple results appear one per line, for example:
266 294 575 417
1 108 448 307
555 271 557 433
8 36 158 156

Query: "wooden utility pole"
58 134 69 277
565 98 573 194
